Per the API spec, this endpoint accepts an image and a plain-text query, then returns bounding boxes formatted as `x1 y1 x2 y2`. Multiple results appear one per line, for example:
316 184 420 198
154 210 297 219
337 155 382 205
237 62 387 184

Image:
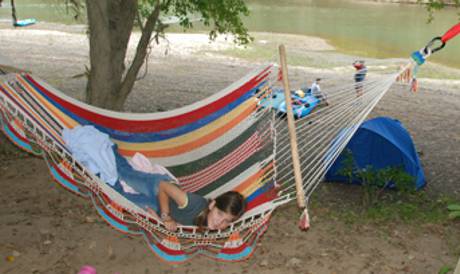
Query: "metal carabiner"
423 36 446 55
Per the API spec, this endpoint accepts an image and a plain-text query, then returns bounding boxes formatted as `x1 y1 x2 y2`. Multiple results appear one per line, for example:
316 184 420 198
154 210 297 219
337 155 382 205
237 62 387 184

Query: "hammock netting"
0 59 411 263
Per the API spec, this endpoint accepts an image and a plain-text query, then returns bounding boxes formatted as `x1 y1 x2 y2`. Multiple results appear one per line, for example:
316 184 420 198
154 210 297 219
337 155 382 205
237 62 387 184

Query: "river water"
0 0 459 68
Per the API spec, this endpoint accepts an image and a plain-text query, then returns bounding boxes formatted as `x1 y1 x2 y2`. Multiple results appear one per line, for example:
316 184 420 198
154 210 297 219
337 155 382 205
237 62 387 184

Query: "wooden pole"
278 44 306 208
454 256 460 274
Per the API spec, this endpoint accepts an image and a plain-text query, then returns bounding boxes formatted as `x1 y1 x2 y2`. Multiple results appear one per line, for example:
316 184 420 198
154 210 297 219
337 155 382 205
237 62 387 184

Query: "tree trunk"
10 0 17 25
85 0 137 110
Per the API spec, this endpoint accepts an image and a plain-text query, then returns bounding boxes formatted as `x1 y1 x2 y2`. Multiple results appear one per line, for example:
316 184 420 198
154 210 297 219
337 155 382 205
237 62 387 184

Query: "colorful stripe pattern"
0 65 279 263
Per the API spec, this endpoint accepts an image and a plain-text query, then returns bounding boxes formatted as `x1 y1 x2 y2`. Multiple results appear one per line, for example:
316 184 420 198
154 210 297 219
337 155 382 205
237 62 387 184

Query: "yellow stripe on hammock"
16 75 78 129
1 82 65 143
116 99 257 157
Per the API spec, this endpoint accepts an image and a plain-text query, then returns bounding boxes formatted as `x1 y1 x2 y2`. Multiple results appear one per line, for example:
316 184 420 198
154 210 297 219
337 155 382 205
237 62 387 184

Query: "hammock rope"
273 68 405 203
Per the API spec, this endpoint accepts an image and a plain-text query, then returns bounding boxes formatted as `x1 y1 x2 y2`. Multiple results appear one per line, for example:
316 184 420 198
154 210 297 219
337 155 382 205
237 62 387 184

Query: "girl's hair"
195 191 246 229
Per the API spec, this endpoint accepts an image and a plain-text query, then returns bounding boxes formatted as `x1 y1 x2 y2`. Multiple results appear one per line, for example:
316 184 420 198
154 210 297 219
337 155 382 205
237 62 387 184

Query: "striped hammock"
0 59 412 263
0 65 285 263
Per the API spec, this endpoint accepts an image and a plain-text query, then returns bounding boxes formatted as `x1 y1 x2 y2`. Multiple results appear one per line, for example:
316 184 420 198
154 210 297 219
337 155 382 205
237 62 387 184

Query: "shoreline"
1 22 460 83
355 0 459 5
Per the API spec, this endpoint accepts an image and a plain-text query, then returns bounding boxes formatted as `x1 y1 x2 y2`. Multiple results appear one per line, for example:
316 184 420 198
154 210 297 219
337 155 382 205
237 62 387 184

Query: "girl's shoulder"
186 192 207 207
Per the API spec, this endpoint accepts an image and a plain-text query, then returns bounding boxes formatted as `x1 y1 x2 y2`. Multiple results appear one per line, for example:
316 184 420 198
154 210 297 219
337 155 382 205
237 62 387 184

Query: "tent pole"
278 44 306 209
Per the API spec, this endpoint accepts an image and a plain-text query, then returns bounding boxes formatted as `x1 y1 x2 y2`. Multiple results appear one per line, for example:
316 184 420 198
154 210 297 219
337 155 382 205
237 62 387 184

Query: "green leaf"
448 211 460 219
447 204 460 211
438 265 452 274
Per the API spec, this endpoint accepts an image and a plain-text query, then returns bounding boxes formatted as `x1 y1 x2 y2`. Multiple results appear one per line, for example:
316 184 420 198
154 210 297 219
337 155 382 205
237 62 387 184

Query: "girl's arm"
157 181 187 231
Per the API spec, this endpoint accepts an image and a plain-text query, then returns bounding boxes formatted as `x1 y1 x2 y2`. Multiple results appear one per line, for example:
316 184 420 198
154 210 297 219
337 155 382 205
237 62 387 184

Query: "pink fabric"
120 152 178 194
129 152 178 181
78 266 97 274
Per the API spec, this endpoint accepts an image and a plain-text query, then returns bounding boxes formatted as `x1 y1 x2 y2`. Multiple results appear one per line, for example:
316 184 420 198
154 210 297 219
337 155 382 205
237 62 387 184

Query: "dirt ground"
0 22 459 274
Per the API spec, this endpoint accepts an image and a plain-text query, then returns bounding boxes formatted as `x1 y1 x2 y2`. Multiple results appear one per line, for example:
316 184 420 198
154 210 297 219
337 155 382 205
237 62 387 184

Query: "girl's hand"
163 218 178 231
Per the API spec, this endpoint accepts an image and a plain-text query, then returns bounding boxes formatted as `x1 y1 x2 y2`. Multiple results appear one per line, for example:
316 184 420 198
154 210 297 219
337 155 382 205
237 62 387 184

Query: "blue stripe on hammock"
49 160 141 235
92 199 135 234
23 76 266 142
49 165 81 194
216 246 253 261
2 122 33 152
246 180 274 203
0 85 67 149
148 244 189 263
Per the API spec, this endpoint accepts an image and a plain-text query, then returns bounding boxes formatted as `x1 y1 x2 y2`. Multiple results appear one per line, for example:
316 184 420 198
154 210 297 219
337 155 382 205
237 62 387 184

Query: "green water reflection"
0 0 459 68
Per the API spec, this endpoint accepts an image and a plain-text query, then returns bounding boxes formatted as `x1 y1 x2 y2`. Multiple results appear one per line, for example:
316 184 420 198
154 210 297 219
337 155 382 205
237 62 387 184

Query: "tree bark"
118 2 161 108
85 0 137 110
10 0 17 25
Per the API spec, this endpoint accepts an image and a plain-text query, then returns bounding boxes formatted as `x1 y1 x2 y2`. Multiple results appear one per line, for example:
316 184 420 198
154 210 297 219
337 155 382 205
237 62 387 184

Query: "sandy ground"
0 22 460 273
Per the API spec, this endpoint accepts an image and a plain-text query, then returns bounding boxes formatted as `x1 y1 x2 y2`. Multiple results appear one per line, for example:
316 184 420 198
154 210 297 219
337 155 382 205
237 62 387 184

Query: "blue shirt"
170 192 207 226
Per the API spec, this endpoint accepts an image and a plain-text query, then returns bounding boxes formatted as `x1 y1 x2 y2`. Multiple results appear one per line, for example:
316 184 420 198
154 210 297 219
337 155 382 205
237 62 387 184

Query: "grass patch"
317 192 457 225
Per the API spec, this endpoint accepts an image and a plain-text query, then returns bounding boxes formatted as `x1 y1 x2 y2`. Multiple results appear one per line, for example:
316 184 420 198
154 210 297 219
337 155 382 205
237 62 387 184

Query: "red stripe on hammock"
246 187 278 211
24 66 271 133
50 161 81 189
180 132 262 192
98 192 129 226
154 242 187 256
5 121 28 143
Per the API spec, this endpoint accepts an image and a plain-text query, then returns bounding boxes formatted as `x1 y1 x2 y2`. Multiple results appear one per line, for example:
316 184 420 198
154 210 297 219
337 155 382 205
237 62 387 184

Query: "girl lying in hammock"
111 145 246 231
63 125 246 232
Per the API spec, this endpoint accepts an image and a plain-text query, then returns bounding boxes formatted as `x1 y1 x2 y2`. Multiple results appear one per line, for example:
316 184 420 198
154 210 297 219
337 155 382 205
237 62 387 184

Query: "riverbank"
356 0 459 5
1 22 460 274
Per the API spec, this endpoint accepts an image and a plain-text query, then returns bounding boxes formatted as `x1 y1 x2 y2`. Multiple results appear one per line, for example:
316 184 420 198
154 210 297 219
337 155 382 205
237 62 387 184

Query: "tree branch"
136 8 144 32
119 0 161 99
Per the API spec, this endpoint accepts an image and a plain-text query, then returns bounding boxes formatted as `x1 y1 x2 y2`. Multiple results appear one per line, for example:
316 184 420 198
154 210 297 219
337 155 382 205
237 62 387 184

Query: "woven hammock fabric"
0 64 280 263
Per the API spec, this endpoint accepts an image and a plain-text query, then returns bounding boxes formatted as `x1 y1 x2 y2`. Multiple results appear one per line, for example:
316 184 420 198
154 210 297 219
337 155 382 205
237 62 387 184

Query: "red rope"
441 22 460 43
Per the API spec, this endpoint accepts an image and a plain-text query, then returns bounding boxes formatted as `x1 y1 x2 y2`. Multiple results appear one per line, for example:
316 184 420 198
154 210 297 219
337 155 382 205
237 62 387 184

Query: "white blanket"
62 125 118 185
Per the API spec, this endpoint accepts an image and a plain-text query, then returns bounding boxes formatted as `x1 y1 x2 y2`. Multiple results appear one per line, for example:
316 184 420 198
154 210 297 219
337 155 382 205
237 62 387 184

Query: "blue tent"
325 117 425 189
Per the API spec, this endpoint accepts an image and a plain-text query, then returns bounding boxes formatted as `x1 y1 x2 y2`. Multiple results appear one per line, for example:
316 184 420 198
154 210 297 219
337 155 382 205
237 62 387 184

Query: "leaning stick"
278 44 306 208
454 256 460 274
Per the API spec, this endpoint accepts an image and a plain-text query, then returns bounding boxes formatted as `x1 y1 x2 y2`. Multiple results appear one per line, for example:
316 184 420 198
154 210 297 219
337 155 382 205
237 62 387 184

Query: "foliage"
337 152 416 207
438 265 453 274
64 0 251 45
447 203 460 219
144 0 251 44
337 149 356 185
60 0 252 110
63 0 84 20
419 0 460 22
355 165 415 207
